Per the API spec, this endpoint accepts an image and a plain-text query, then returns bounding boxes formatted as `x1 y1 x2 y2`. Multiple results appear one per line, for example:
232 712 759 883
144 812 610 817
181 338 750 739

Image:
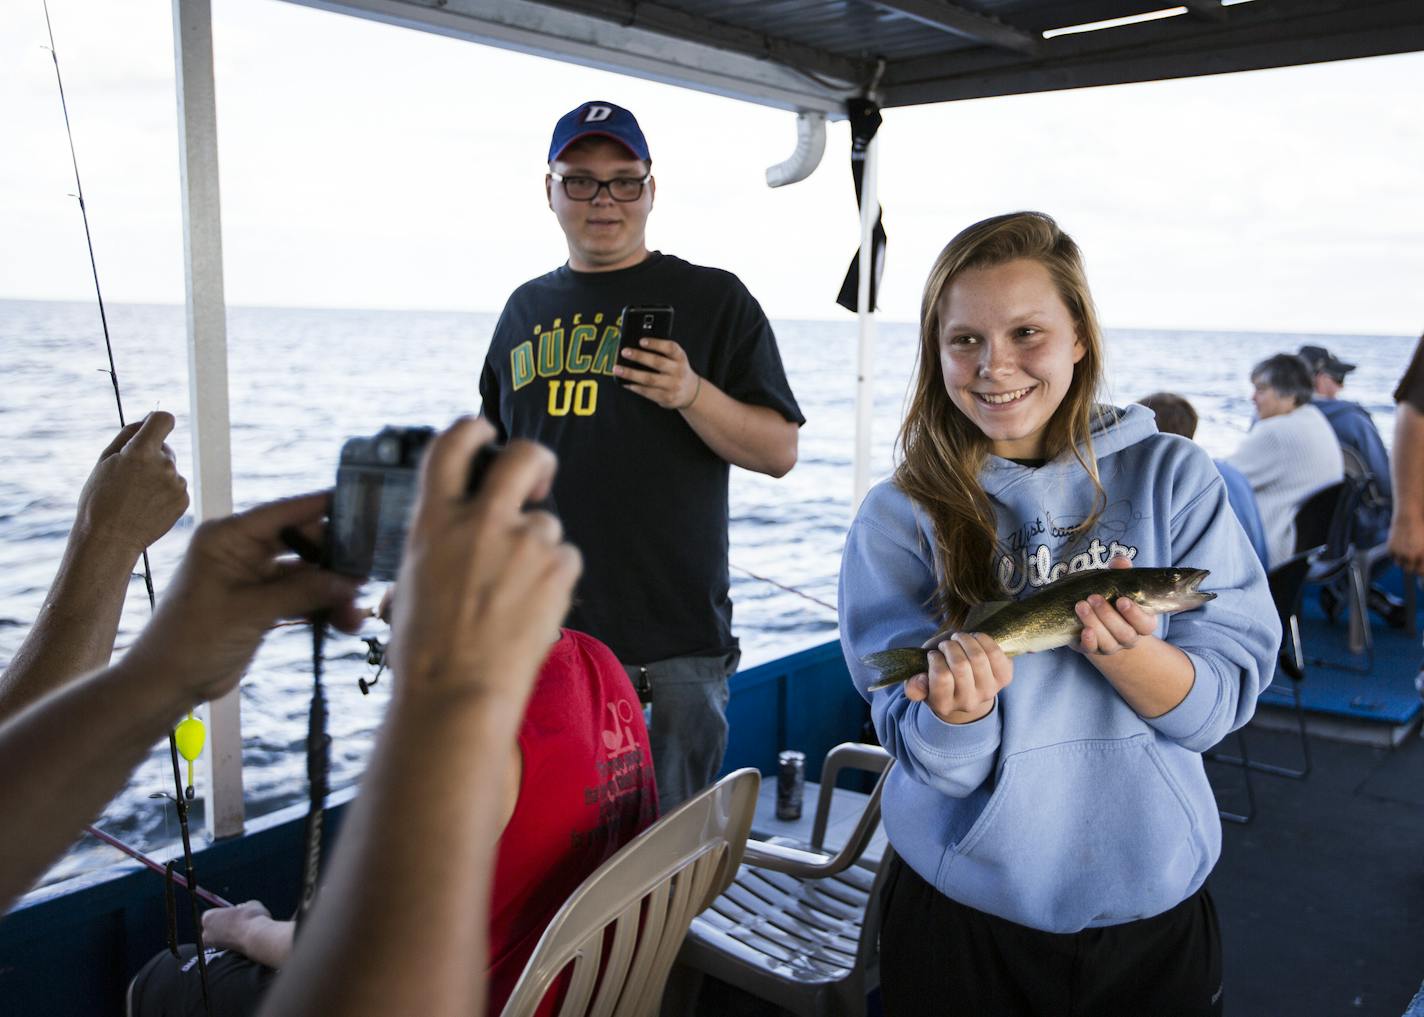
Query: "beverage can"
776 749 805 821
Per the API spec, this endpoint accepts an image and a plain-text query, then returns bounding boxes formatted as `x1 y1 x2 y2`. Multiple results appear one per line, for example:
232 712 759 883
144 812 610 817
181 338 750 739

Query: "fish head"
1127 568 1216 615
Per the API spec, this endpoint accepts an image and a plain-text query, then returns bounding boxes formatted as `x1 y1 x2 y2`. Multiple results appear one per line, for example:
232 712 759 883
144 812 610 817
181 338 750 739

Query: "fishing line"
42 2 214 1007
730 562 838 615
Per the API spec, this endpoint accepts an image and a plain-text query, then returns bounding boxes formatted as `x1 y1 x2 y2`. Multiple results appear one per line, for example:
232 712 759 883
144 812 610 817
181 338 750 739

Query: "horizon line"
0 294 1414 341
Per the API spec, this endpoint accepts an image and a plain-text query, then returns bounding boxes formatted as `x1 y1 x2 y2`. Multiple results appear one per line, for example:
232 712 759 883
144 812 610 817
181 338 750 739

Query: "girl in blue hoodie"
839 212 1279 1016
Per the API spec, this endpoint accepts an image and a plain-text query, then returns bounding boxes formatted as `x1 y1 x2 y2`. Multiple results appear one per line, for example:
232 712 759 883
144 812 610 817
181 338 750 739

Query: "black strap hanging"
295 618 330 929
164 861 181 959
836 97 887 313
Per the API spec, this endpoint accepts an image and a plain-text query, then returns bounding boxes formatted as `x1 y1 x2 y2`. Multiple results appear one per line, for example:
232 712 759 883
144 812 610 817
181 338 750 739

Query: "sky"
2 0 1422 334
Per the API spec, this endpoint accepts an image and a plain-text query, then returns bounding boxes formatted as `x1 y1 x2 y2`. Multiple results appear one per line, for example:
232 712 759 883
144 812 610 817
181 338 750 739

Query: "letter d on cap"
584 105 613 122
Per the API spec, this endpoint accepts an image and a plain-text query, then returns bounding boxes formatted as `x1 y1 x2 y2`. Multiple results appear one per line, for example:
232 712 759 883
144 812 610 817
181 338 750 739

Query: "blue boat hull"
0 638 867 1016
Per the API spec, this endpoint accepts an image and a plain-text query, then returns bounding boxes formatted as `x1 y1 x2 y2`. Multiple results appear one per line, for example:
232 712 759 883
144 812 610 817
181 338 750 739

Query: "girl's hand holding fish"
1064 559 1197 718
1073 593 1158 656
1065 556 1193 716
1072 556 1159 658
905 631 1013 725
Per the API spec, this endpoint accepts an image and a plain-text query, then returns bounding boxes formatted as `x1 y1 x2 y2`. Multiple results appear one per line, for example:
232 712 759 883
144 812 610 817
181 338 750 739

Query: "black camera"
327 426 500 580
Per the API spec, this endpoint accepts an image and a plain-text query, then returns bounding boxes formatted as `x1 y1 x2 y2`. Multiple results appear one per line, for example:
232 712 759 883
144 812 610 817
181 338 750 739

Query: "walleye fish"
862 567 1215 691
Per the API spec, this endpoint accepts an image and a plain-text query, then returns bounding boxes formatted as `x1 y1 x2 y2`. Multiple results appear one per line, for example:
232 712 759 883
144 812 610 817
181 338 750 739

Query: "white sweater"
1226 403 1344 568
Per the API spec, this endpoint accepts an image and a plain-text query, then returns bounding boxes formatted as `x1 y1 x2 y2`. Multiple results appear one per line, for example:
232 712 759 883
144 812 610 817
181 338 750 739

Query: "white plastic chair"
675 743 895 1017
498 767 760 1017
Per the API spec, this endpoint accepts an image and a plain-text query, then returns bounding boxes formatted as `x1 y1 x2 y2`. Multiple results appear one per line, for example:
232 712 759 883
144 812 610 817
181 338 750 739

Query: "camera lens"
376 436 401 464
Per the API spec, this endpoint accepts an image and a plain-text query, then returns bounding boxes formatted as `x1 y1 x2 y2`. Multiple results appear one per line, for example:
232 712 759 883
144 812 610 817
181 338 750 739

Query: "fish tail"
862 648 927 691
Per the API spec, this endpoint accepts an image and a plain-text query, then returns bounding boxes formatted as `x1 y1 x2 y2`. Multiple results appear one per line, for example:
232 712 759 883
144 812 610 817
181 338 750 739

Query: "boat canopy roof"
288 0 1424 115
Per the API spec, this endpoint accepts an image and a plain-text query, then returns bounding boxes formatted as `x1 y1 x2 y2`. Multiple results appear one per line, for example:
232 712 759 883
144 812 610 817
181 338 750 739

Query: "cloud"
2 0 1420 335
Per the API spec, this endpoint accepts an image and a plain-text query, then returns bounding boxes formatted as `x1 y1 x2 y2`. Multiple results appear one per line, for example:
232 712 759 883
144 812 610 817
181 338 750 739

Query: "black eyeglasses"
550 171 651 202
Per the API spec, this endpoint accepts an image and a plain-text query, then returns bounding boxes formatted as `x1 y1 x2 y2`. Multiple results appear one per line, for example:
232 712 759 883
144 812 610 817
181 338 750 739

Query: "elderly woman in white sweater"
1226 352 1344 567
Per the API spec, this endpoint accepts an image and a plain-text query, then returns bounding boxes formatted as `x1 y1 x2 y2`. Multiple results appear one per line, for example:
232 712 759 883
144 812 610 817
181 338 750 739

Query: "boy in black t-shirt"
478 100 804 809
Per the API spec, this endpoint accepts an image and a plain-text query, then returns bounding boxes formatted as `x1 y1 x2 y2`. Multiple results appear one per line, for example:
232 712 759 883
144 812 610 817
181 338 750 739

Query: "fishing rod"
42 2 214 1008
84 826 233 909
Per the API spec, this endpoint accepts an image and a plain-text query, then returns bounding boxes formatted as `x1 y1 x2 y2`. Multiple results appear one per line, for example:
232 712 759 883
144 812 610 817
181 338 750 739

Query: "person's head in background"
1137 392 1198 439
1297 344 1356 400
1250 353 1314 421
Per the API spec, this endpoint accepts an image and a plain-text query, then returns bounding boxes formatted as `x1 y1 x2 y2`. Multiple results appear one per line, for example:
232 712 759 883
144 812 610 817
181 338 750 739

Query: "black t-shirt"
479 252 804 665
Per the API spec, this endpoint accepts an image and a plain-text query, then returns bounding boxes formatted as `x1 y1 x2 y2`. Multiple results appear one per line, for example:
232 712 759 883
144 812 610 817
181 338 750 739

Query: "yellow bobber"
174 714 206 796
174 715 206 762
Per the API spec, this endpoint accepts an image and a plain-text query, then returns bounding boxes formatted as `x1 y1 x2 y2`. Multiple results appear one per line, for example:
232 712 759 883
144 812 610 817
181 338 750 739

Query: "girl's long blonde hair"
894 211 1107 627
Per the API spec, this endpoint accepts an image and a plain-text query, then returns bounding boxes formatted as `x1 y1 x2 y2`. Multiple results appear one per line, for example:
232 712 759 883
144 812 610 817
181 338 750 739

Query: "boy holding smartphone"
477 100 804 809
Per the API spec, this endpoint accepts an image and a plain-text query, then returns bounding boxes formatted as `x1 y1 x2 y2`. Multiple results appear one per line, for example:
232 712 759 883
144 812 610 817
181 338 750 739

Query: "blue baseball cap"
1298 344 1355 381
548 101 650 163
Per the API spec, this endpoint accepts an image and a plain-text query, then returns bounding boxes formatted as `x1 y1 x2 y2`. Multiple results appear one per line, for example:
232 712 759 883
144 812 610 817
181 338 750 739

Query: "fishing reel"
359 635 387 695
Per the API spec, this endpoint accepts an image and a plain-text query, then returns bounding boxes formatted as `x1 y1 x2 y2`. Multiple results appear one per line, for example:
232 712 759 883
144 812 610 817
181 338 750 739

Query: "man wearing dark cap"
1298 343 1401 625
478 101 804 809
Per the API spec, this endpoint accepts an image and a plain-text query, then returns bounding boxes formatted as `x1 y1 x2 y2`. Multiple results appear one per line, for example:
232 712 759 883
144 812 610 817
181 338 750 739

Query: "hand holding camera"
384 418 581 706
125 492 365 705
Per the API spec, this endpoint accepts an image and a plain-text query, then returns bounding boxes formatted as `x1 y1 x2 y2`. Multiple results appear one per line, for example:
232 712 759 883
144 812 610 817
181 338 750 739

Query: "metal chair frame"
1211 547 1316 787
1299 475 1378 674
1212 726 1256 824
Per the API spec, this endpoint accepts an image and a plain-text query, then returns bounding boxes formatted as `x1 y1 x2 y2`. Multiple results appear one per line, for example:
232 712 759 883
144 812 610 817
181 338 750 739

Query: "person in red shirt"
487 627 658 1013
128 627 657 1017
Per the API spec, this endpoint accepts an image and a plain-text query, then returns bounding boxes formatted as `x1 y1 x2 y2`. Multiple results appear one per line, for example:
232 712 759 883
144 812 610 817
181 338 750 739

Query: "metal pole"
852 133 879 513
173 0 243 840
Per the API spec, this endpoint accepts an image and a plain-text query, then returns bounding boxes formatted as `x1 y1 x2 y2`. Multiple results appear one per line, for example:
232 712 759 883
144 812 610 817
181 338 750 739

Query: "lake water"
0 298 1414 884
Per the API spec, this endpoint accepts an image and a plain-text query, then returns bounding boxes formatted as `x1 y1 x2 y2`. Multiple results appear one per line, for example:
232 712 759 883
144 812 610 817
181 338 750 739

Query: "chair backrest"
1293 480 1352 559
498 768 760 1017
1340 443 1368 483
1267 549 1315 682
1339 443 1391 540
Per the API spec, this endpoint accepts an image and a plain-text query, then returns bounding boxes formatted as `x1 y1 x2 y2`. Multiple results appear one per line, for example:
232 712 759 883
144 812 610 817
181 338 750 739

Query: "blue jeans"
626 650 739 813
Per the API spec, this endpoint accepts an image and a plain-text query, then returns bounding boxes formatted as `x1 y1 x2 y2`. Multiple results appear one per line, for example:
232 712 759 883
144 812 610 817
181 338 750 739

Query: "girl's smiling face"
937 258 1086 460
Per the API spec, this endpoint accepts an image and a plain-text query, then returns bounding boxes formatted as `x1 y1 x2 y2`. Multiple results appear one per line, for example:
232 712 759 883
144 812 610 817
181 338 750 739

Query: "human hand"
1073 556 1158 657
203 901 295 969
202 899 272 953
73 412 189 557
1389 514 1424 577
614 337 701 411
123 492 364 704
387 418 581 708
376 584 396 624
904 631 1013 725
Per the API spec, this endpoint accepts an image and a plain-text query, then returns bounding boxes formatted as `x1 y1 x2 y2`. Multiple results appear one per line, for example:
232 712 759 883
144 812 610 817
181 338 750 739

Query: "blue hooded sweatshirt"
839 403 1280 933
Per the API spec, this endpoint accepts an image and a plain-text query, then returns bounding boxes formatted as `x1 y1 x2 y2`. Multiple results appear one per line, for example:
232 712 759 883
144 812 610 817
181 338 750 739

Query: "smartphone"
618 305 675 386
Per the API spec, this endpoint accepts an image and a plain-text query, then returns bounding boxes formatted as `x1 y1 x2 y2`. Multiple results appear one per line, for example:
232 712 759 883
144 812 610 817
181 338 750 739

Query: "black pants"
878 855 1223 1017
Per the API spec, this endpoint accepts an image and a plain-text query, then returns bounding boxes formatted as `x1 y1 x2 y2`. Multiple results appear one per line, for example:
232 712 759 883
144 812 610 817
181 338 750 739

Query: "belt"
626 665 653 706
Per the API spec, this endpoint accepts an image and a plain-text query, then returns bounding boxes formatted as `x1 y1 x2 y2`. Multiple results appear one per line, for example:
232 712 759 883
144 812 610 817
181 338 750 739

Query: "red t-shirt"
485 629 658 1016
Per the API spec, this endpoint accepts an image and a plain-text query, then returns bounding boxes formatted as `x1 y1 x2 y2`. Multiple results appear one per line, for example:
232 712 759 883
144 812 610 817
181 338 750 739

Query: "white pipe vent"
765 111 827 188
